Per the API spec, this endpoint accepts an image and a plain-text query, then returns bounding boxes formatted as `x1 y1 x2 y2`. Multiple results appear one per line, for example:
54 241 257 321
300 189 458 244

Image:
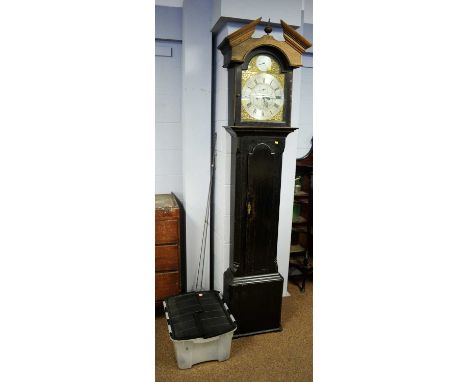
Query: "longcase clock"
218 18 311 337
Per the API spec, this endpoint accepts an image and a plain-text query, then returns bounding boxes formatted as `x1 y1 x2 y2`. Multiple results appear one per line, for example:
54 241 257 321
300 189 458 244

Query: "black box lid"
164 291 236 340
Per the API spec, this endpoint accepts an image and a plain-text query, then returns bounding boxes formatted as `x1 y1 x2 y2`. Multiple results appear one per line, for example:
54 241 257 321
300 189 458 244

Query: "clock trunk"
223 126 295 337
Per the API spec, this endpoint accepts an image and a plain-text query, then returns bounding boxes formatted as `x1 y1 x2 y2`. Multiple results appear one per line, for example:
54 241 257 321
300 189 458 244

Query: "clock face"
241 73 284 120
255 55 272 71
241 54 285 122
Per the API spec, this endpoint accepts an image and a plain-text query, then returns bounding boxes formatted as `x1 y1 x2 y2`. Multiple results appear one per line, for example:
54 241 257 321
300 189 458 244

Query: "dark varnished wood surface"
226 127 295 277
245 142 281 274
223 127 294 336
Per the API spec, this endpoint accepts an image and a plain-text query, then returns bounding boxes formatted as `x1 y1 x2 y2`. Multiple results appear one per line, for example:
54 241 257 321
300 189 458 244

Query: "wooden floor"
156 280 312 381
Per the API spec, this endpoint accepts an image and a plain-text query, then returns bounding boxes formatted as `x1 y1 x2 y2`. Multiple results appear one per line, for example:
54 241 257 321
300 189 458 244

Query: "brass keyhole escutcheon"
247 201 252 215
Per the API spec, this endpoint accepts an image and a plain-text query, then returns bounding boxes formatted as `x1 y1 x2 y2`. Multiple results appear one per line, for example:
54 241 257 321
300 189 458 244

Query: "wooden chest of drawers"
155 193 185 305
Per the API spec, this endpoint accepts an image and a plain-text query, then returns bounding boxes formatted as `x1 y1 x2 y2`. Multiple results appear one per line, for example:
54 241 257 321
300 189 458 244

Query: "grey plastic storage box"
163 290 237 369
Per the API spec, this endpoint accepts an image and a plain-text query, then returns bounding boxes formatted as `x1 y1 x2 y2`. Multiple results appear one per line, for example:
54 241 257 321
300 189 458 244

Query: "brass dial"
241 73 284 120
241 54 285 122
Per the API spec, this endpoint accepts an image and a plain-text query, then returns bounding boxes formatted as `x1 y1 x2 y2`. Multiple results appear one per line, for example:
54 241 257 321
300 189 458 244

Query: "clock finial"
264 18 272 35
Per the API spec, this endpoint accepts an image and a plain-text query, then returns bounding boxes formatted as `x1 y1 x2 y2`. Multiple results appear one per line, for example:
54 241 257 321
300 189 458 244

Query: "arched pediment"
218 18 312 68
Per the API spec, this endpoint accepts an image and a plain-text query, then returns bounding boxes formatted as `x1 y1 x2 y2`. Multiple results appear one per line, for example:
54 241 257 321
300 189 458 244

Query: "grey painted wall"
295 19 313 158
181 0 213 291
212 0 303 28
297 54 313 158
155 40 183 199
155 5 182 40
155 1 313 296
155 6 183 200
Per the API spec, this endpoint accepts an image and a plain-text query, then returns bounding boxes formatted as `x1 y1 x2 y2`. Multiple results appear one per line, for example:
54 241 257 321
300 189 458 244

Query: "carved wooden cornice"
218 18 312 68
218 17 261 51
280 19 312 54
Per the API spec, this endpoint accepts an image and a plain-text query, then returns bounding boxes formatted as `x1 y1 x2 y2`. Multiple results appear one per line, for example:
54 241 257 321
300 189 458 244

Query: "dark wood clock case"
219 18 311 337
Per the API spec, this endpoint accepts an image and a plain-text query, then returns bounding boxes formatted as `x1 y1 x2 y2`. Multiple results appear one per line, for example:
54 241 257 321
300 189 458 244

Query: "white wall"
297 55 313 158
212 24 230 294
155 0 183 7
155 6 183 200
304 0 313 24
212 0 303 28
181 0 213 291
296 16 313 158
155 5 182 40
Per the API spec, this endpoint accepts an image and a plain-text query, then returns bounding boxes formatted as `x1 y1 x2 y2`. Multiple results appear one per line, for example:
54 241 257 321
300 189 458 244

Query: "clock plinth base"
223 269 283 337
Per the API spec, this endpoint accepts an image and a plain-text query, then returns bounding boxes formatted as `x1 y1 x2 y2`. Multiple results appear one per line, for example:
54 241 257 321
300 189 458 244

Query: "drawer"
155 244 179 272
156 271 180 301
155 219 179 244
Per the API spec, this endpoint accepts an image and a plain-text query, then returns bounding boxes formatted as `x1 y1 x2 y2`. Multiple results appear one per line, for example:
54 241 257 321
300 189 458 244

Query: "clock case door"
228 46 293 127
227 129 289 277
